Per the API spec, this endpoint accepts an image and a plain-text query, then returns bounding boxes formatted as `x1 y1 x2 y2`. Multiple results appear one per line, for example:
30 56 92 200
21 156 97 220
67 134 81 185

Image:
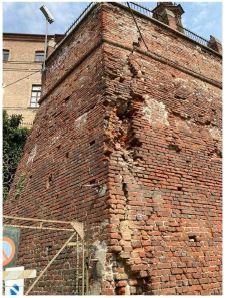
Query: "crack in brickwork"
100 3 222 293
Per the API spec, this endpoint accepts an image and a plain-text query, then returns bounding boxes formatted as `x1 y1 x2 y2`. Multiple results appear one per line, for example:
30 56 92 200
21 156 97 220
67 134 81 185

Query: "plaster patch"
125 284 131 295
104 262 114 281
51 135 60 145
98 184 107 197
142 97 169 127
151 190 163 204
74 112 87 129
92 240 108 279
207 90 218 102
174 78 191 99
27 145 37 165
175 119 192 136
174 78 187 84
120 220 132 240
208 126 221 141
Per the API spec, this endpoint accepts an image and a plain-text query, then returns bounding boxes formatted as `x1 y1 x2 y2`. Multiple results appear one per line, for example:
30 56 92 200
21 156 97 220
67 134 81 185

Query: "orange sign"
3 237 16 267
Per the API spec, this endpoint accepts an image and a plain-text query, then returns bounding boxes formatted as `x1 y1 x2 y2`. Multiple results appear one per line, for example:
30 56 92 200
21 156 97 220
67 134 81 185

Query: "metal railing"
120 2 167 24
122 2 211 48
123 2 152 17
64 2 212 50
177 24 209 48
3 215 86 295
65 2 95 36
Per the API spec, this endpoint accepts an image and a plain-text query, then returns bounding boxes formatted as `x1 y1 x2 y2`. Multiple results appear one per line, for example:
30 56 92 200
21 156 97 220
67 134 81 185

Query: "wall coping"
46 2 222 66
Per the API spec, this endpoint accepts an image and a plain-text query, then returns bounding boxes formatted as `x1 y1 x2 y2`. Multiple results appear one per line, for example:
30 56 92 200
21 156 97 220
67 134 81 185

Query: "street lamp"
39 5 54 71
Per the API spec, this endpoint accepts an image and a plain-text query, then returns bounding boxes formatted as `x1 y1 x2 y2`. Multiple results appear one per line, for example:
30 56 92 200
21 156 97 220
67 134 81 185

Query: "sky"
2 1 222 41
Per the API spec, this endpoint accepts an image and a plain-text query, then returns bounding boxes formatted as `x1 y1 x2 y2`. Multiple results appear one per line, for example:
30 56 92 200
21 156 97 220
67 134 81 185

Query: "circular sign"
3 236 16 267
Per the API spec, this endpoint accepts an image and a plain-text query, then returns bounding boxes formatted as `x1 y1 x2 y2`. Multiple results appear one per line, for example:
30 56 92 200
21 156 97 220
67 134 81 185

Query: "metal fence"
123 2 211 48
3 216 87 295
177 24 209 48
124 2 153 17
64 2 212 50
65 2 95 36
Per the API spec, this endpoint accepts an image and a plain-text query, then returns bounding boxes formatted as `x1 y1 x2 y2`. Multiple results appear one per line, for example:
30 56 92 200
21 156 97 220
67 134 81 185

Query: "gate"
3 215 88 295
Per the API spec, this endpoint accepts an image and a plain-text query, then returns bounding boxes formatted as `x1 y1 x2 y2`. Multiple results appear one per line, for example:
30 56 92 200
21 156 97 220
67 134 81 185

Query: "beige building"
3 33 63 127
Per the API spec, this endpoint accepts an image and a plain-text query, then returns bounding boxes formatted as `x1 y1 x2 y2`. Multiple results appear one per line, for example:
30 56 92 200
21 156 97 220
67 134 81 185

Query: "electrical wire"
127 2 149 52
4 60 43 64
126 2 221 87
3 69 41 72
126 2 182 57
3 70 41 88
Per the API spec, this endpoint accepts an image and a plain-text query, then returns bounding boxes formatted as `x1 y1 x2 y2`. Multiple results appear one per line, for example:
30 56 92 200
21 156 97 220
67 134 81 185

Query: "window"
30 85 41 108
35 51 44 62
3 49 10 61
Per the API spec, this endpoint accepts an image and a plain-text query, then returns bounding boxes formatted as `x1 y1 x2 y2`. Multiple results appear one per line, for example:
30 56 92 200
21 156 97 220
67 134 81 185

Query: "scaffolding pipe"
25 232 77 295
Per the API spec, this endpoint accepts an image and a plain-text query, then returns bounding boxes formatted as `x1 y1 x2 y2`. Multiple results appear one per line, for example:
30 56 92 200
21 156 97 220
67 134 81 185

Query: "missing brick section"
122 182 129 199
90 140 96 146
216 150 222 158
90 179 96 185
64 95 70 102
130 137 142 148
177 186 183 191
189 235 197 242
46 245 53 255
46 174 53 189
168 144 181 153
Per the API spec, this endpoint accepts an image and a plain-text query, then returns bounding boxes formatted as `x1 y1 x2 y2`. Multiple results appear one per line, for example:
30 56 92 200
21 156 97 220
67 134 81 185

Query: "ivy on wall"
3 111 30 201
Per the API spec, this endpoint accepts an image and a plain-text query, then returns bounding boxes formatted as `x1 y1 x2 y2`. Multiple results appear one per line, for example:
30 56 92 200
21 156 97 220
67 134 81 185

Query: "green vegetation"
3 111 30 200
15 174 27 199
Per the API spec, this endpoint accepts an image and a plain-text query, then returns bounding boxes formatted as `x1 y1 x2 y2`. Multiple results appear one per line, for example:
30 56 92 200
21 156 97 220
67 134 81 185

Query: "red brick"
4 2 222 296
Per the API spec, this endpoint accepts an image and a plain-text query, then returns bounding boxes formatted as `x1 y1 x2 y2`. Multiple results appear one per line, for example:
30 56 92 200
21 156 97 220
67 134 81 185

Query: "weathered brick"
4 1 222 296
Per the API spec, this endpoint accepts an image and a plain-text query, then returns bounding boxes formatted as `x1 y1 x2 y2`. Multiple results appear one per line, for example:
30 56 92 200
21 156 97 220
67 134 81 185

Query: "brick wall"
4 3 222 295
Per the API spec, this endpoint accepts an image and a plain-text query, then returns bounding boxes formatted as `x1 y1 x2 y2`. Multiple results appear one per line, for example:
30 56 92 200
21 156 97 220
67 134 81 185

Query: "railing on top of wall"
121 2 211 48
177 24 209 48
64 2 212 51
65 2 95 36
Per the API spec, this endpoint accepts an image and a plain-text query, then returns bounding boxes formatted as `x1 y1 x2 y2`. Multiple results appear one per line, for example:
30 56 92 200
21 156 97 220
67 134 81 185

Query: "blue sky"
3 2 222 41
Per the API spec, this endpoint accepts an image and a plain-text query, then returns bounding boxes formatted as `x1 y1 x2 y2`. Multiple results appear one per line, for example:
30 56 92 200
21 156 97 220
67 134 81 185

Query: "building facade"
3 33 63 127
4 2 222 295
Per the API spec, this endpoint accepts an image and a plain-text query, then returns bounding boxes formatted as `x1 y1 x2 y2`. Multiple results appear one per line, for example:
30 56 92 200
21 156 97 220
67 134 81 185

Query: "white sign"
4 267 24 296
3 269 36 281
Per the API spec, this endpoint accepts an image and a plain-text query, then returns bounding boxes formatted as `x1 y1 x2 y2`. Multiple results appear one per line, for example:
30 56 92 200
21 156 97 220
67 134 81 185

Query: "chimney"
208 35 222 55
152 2 184 33
47 34 65 57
